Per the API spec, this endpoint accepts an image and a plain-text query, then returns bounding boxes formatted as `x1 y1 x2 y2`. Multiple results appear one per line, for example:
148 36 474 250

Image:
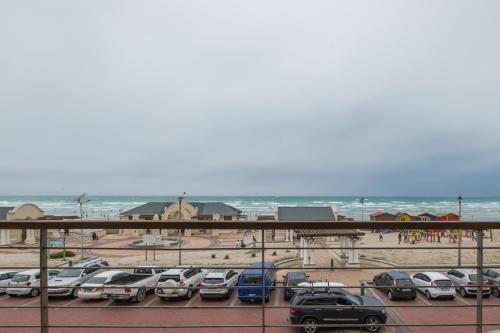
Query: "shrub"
211 254 216 259
272 251 277 256
50 250 75 259
251 253 257 258
224 255 230 260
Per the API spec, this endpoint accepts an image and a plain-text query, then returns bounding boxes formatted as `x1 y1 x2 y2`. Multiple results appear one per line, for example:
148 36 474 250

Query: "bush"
272 251 277 256
224 255 230 260
211 254 216 259
251 253 257 258
50 250 75 259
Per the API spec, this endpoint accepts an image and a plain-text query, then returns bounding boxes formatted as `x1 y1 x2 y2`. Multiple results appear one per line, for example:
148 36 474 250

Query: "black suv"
289 289 387 333
373 271 417 300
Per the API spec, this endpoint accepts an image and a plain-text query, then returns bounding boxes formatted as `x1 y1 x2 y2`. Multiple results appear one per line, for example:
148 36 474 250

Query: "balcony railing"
0 220 499 333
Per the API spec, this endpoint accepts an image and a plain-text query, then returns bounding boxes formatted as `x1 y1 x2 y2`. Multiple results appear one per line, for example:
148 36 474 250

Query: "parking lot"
1 277 499 333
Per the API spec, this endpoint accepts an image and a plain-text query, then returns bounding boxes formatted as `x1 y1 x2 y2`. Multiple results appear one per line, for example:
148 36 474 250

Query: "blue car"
283 271 308 300
237 262 276 302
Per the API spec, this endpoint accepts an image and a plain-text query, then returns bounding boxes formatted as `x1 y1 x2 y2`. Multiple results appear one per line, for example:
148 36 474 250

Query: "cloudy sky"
1 1 499 196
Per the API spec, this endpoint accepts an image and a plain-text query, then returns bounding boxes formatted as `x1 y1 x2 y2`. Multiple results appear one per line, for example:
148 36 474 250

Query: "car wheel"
135 289 146 303
492 288 500 298
460 288 467 297
72 287 79 298
8 294 16 297
388 291 394 300
186 287 193 299
364 316 382 332
302 318 318 333
425 290 432 300
484 294 490 298
30 288 39 297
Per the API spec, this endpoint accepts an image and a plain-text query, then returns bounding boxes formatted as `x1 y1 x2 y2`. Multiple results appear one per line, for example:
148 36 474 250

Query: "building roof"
192 202 242 216
121 201 242 217
370 211 392 217
278 207 335 221
0 207 14 220
121 202 172 216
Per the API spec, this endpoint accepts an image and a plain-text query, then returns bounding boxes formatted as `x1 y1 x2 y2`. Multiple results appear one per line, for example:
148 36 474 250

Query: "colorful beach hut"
395 212 415 221
417 212 438 221
369 212 396 221
437 213 460 221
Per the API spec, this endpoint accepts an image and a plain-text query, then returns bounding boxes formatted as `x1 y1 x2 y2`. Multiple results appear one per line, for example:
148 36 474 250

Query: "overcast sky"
1 1 499 196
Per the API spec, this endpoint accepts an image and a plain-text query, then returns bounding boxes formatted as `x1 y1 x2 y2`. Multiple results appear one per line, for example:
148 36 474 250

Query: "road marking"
273 288 282 307
54 298 80 310
229 293 239 307
185 294 198 307
455 295 472 306
416 292 432 306
144 296 159 307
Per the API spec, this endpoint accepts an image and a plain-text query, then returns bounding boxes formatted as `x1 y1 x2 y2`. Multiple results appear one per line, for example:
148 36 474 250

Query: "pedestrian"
240 239 246 248
379 232 383 242
398 232 402 245
252 235 257 247
236 240 241 248
92 232 97 241
437 232 441 243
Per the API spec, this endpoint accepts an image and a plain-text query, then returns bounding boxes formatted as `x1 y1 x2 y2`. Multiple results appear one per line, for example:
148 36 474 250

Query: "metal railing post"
476 228 483 333
261 227 265 333
40 227 49 333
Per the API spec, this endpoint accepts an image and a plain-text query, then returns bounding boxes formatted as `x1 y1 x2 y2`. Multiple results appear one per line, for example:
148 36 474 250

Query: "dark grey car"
288 289 387 333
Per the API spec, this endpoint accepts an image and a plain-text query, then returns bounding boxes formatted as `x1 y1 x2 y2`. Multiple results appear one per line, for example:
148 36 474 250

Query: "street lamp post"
458 195 463 266
359 197 366 221
178 194 185 265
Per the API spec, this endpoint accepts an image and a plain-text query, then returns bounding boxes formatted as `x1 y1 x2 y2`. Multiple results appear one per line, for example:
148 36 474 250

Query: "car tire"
460 288 467 297
30 288 39 297
388 290 394 300
8 294 16 297
301 318 318 333
425 290 432 300
135 289 146 303
364 316 382 332
186 287 193 299
492 288 500 298
484 294 490 298
72 287 79 298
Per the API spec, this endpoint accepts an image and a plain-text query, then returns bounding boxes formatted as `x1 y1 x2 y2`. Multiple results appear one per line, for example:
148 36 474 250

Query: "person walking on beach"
398 232 402 245
379 232 384 242
236 240 241 248
252 235 257 247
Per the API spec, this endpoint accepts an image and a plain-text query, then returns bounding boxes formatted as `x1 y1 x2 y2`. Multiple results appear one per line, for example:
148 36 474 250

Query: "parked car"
78 271 130 300
156 267 208 300
48 258 109 297
373 271 416 300
483 268 500 298
410 272 455 299
282 272 308 300
289 288 387 333
7 269 60 297
446 268 491 297
237 262 276 302
200 268 239 299
105 266 165 303
0 271 17 294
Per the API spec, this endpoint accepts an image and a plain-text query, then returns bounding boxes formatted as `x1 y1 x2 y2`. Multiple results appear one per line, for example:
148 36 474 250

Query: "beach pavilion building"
262 206 364 267
119 197 243 236
0 204 76 245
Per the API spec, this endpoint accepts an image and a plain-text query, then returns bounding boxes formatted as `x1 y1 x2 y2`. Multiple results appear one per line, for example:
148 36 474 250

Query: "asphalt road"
0 286 499 333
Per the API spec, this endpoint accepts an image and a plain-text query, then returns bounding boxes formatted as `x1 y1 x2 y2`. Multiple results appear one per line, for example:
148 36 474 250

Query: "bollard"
360 283 365 296
69 260 73 267
330 258 334 271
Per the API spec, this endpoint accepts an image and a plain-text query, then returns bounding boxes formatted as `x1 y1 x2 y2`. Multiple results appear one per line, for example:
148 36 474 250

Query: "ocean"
1 196 499 221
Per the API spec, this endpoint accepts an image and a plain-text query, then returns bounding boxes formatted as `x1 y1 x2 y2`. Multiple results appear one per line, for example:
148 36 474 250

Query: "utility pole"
178 193 186 265
359 197 366 221
458 195 463 266
75 194 90 260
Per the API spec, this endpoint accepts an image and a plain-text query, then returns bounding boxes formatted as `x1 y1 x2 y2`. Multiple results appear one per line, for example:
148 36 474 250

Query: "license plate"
441 288 450 291
248 293 256 296
402 289 411 291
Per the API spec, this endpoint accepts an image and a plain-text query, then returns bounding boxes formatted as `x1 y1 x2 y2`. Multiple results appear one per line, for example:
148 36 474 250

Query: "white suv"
446 268 491 297
411 272 455 299
155 267 208 300
7 269 60 297
200 269 239 299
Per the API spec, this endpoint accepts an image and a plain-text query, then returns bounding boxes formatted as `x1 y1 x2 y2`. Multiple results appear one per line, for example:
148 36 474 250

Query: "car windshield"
134 268 153 274
12 274 30 282
342 292 360 305
434 279 452 287
158 275 180 283
468 274 486 281
86 277 107 284
396 278 413 287
203 278 225 285
240 275 262 284
57 269 83 278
